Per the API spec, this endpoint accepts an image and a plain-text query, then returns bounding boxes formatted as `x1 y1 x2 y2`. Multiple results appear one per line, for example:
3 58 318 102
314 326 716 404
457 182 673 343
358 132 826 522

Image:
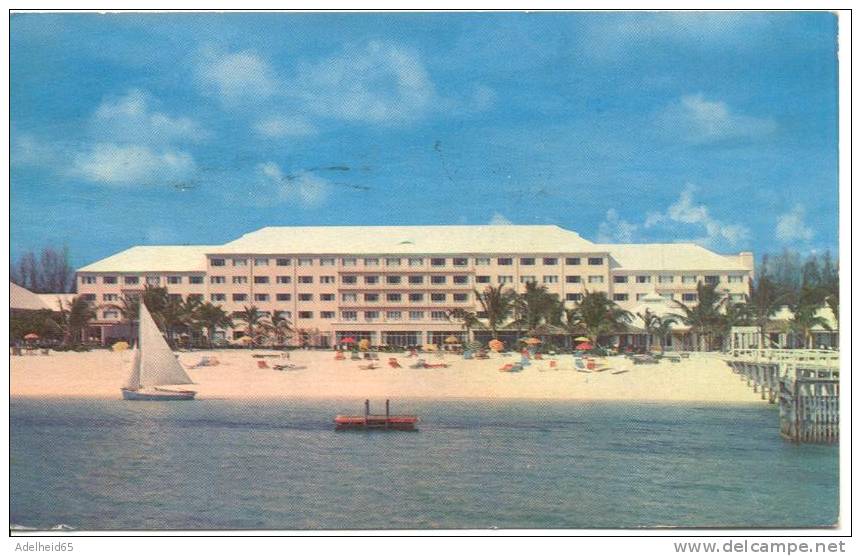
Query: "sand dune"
10 349 762 403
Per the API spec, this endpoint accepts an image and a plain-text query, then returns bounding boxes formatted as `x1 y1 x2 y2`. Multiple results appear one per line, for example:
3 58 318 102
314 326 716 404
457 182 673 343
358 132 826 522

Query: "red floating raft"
334 399 419 431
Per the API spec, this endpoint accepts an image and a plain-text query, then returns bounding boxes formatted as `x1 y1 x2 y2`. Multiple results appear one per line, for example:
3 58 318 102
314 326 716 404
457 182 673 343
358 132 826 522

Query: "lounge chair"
409 359 427 369
388 358 402 369
274 363 306 371
423 362 449 369
257 360 271 369
358 362 379 370
334 352 346 360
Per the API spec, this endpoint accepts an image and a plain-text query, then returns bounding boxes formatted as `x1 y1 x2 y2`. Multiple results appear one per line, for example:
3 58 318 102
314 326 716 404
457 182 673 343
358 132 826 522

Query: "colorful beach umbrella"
574 336 590 342
112 341 130 352
524 337 542 345
488 339 504 352
340 337 356 344
23 333 39 340
358 339 370 351
576 342 593 350
444 335 461 344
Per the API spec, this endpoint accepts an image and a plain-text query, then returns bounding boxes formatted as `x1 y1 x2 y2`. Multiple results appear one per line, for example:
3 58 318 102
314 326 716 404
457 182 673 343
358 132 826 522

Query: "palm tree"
50 296 97 345
747 274 786 348
790 303 832 349
512 282 563 332
636 308 665 352
235 305 265 345
447 308 482 340
672 282 726 351
651 316 678 354
565 290 632 347
193 302 233 348
474 285 515 339
263 312 293 346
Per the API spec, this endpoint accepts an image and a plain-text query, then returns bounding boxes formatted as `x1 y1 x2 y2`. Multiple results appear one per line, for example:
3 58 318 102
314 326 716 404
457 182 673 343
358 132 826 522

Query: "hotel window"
81 276 97 284
232 293 247 301
453 293 468 302
364 275 379 285
124 276 140 285
475 257 490 265
543 275 559 284
566 293 582 302
211 293 226 302
682 293 697 302
498 275 513 284
431 258 446 266
453 257 468 266
613 276 628 283
233 258 247 267
298 294 313 301
254 276 269 284
341 311 357 321
497 257 513 265
409 293 424 302
103 310 119 319
298 311 313 319
543 257 558 265
341 275 357 285
340 258 356 267
727 275 744 284
103 293 118 301
320 293 335 302
431 275 447 284
566 275 581 283
409 311 424 320
276 293 292 301
386 257 402 266
386 275 402 285
189 276 204 284
476 275 491 284
364 293 379 302
146 276 160 286
298 258 313 266
588 275 604 284
636 275 651 284
364 258 379 266
232 276 248 284
408 257 424 266
636 293 648 301
168 294 182 302
320 258 336 267
453 275 469 285
255 294 269 302
342 293 358 302
254 258 269 266
103 276 117 284
387 293 402 302
520 257 535 266
431 311 448 321
431 293 446 303
320 276 335 284
81 294 97 302
321 311 335 319
704 275 719 285
211 258 225 267
386 311 402 321
167 276 182 285
588 257 603 265
613 294 629 302
408 275 424 284
364 311 380 321
276 275 291 284
276 258 291 266
661 293 674 300
682 275 697 284
299 276 313 284
658 275 674 284
565 257 581 266
276 310 292 319
520 276 537 284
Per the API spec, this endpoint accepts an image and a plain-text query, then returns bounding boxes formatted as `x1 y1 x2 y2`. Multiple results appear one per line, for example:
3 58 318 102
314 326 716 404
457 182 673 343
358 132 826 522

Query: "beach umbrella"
112 341 130 352
358 339 370 351
423 343 438 351
238 335 254 344
488 339 504 352
444 335 461 344
576 342 593 350
524 337 542 345
23 333 39 341
574 336 590 342
340 337 356 344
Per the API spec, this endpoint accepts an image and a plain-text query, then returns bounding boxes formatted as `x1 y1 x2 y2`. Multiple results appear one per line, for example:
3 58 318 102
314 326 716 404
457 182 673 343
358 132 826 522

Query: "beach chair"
388 358 402 368
358 362 379 370
574 358 589 372
274 363 306 371
40 348 50 355
534 353 543 360
423 362 449 369
499 363 514 371
409 358 426 369
350 352 361 361
334 352 346 361
549 360 557 368
257 360 271 369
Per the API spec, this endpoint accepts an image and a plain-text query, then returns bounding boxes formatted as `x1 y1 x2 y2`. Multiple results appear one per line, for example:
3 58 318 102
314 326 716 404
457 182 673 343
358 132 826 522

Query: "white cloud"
71 143 196 186
597 209 637 242
489 212 512 225
776 204 815 243
92 89 206 143
643 184 750 248
253 116 317 138
196 49 278 104
256 162 330 208
658 94 777 144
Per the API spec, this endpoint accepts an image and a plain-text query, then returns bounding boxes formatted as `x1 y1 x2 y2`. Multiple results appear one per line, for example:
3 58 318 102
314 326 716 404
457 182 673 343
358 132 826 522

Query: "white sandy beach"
10 349 762 403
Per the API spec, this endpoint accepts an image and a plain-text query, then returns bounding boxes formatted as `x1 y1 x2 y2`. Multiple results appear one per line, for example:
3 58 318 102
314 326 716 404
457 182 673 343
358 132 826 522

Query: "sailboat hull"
121 388 196 401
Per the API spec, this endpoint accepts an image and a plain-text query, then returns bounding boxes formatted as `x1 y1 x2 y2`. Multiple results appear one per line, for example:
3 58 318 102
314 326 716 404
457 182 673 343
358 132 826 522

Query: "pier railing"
724 350 839 444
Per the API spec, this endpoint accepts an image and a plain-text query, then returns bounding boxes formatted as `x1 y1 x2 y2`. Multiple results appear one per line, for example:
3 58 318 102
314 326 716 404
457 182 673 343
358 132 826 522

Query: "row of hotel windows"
80 275 205 285
208 292 472 303
614 274 745 285
209 256 605 267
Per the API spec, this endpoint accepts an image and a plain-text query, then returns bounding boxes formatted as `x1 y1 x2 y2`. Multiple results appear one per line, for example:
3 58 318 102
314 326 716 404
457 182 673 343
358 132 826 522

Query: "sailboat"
121 300 196 401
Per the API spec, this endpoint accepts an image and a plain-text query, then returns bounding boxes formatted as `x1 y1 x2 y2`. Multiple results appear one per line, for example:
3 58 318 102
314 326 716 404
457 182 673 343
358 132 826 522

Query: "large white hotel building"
76 225 754 346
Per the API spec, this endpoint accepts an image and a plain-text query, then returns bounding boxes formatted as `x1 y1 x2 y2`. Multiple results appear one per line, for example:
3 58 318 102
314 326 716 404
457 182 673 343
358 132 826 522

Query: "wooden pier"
334 399 419 431
725 349 839 444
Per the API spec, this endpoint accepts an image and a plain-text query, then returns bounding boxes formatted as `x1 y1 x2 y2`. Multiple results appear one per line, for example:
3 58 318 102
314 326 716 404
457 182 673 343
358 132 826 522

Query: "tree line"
11 246 76 293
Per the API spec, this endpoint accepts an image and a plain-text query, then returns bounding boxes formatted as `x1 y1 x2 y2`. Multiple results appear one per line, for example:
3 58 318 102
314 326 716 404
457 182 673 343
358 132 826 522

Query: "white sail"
138 302 194 387
123 346 141 390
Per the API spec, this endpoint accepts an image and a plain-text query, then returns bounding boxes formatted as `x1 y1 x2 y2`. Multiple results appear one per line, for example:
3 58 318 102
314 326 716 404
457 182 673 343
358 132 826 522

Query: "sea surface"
10 398 838 530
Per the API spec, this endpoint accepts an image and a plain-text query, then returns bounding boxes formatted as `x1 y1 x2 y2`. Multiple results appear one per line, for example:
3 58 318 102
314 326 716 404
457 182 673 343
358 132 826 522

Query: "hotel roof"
10 282 51 311
600 243 751 272
215 225 599 255
78 245 214 273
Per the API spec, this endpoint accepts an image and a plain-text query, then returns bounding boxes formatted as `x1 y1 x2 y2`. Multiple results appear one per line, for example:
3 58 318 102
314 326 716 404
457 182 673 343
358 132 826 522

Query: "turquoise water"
11 398 838 530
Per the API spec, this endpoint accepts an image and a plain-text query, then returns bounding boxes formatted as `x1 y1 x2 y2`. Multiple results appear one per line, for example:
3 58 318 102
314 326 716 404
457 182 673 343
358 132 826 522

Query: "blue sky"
11 11 839 268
